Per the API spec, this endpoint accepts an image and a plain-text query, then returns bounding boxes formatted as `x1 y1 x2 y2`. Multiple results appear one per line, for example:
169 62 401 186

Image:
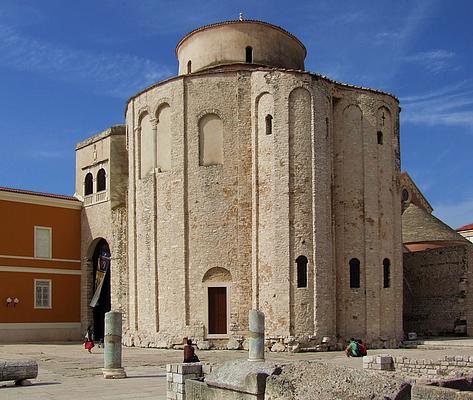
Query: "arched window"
349 258 360 288
377 131 383 145
245 46 253 63
383 258 391 288
139 112 154 177
187 60 192 74
199 114 223 166
265 114 273 135
296 255 308 288
96 168 106 192
401 188 410 203
156 104 172 172
84 173 93 196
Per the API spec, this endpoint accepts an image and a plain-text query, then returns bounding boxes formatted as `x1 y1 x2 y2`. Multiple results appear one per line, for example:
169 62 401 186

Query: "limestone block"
376 355 393 365
271 342 286 353
177 363 202 375
204 360 281 395
197 341 211 350
226 339 241 350
289 344 300 353
202 363 213 375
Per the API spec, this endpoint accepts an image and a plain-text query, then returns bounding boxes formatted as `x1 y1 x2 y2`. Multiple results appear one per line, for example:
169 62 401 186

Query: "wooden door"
208 287 227 334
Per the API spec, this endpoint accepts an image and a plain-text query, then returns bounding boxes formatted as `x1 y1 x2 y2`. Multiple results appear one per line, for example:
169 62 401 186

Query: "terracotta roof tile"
0 186 79 202
456 223 473 231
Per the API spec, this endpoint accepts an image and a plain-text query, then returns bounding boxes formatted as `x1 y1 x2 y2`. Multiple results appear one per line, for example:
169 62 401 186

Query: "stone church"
76 19 404 349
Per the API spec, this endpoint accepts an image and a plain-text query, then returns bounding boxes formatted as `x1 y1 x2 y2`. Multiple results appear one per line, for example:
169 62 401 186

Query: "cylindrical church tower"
122 19 403 350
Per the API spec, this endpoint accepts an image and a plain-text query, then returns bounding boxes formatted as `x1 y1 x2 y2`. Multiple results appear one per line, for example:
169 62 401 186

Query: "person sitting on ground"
357 339 367 356
345 337 361 357
183 338 200 363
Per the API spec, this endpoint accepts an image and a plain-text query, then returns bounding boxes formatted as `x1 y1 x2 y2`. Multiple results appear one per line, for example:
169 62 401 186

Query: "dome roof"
175 19 307 75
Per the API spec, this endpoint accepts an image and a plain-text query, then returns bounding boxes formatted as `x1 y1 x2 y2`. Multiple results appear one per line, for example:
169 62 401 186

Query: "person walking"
84 325 95 354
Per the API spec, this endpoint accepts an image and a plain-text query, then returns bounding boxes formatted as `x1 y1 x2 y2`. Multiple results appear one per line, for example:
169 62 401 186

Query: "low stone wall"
166 363 211 400
363 354 473 377
186 379 264 400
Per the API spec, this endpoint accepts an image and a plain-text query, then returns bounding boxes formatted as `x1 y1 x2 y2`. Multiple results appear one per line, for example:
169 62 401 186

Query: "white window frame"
34 279 52 309
34 226 52 259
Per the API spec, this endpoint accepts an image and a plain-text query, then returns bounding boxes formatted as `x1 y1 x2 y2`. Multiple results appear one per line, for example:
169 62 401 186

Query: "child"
84 325 95 354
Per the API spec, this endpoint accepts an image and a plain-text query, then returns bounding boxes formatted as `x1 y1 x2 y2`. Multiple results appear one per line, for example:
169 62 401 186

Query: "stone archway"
90 238 111 342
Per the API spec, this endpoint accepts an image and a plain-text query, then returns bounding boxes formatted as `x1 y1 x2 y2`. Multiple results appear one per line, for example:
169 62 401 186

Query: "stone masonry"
77 20 403 350
363 354 473 377
404 245 473 336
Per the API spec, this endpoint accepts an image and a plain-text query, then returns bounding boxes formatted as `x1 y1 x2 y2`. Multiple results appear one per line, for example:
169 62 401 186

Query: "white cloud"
401 81 473 128
0 24 171 98
27 150 68 159
403 49 455 73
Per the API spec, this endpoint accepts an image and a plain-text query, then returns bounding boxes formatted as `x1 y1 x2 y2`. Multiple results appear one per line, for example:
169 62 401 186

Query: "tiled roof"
126 64 399 108
402 203 469 245
457 223 473 231
0 186 79 202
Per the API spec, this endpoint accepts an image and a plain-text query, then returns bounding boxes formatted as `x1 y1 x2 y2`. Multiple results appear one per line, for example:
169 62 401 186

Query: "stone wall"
166 363 213 400
77 127 128 334
363 354 473 377
121 65 402 349
404 245 473 336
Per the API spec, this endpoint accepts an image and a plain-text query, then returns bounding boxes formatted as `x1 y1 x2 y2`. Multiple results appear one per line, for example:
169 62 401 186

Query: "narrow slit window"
265 114 273 135
349 258 360 288
246 46 253 63
187 60 192 74
383 258 391 288
296 256 308 288
377 131 383 145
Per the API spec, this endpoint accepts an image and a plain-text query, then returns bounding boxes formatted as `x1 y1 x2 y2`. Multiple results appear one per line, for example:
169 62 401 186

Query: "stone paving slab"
1 340 473 399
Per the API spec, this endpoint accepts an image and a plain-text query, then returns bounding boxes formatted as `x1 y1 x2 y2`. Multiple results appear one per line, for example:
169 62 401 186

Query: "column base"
102 367 127 379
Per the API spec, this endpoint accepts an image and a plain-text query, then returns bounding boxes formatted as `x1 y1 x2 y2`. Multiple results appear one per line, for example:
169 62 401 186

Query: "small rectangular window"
349 258 361 288
377 131 383 145
34 279 52 309
245 46 253 63
35 226 52 259
265 114 273 135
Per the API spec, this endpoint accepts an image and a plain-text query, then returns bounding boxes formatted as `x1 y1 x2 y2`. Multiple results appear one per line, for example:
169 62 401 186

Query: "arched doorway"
91 239 111 342
202 267 231 336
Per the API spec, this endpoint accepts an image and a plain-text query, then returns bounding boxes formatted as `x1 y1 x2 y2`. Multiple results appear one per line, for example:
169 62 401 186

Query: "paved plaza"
1 339 473 399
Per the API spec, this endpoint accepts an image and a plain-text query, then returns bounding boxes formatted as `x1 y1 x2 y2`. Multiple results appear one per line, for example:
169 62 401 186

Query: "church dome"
176 19 307 75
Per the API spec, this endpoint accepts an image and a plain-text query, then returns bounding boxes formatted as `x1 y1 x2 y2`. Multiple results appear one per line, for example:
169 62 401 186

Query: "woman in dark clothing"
183 338 200 363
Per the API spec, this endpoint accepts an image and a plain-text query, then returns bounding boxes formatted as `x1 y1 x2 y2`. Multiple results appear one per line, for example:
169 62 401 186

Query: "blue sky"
0 0 472 228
